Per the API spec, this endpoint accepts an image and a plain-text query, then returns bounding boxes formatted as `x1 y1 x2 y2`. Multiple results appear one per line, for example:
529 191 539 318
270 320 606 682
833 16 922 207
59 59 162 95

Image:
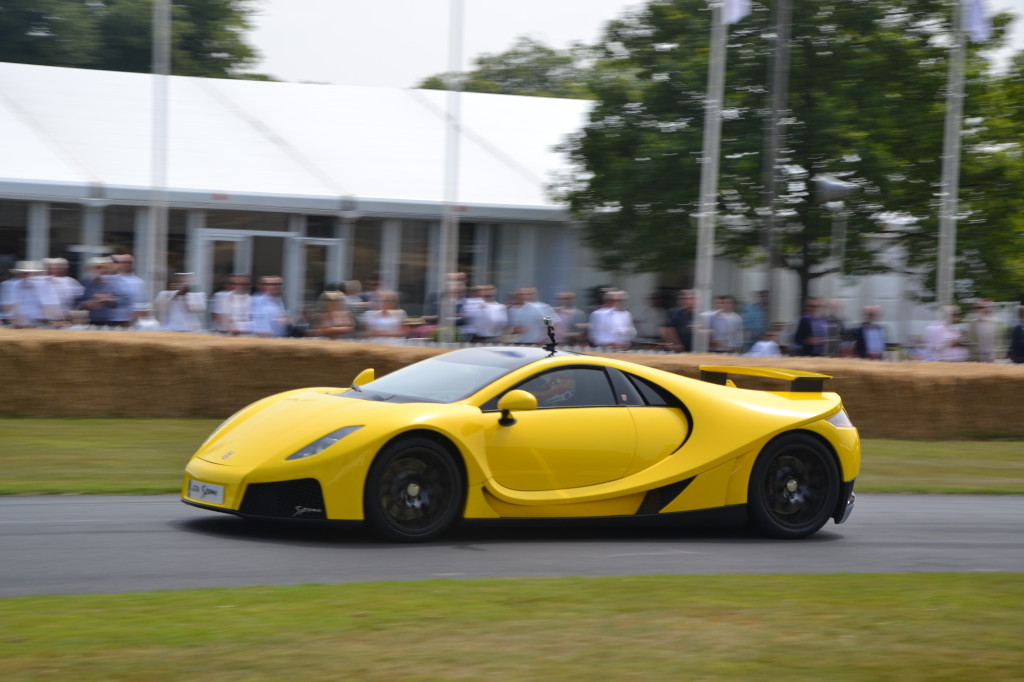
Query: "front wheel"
748 433 840 539
364 437 464 542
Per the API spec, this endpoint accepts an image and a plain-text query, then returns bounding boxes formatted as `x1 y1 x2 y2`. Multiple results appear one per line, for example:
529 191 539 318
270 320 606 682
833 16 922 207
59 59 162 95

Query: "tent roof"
0 62 593 221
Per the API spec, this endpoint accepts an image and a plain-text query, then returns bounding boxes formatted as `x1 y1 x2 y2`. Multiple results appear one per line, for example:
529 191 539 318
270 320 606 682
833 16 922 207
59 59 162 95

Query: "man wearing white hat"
43 257 84 320
0 261 62 328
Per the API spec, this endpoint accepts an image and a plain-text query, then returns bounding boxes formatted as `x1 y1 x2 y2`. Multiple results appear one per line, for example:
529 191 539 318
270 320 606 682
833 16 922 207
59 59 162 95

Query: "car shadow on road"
174 507 845 547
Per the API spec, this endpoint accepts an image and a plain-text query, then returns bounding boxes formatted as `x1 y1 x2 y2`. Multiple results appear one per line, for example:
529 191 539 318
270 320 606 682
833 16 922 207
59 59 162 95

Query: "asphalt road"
2 494 1021 597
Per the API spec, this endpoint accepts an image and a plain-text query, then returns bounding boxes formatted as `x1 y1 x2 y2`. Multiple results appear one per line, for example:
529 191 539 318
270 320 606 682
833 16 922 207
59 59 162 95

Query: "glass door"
194 229 253 297
298 237 344 308
193 228 343 320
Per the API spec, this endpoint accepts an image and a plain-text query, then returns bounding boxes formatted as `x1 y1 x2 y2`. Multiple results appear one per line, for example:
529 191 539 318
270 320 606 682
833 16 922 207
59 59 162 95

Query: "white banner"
963 0 991 42
723 0 751 25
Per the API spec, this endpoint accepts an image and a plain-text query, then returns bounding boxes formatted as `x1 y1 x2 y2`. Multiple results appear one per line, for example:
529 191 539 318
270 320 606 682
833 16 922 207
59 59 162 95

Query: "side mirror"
353 368 374 387
496 389 537 426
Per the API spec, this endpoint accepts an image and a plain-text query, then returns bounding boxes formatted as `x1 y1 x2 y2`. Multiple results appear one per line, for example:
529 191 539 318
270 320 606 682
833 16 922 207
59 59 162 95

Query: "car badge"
221 451 234 460
293 506 323 517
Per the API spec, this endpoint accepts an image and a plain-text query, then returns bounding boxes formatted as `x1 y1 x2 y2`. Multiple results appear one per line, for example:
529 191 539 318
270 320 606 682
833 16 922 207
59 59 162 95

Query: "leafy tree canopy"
0 0 265 79
422 0 1024 303
552 0 1024 303
417 36 596 99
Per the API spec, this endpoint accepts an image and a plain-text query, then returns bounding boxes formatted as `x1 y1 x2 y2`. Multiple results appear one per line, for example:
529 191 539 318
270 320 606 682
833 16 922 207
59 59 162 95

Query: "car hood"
194 389 424 468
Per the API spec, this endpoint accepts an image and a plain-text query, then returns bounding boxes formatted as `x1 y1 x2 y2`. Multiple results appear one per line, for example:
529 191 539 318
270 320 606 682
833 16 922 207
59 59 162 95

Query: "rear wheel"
364 437 464 542
748 433 840 539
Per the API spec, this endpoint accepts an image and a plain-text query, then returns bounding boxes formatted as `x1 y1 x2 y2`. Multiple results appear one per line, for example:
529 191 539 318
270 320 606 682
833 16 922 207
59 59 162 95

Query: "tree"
0 0 263 79
417 36 596 99
0 1 100 68
553 0 1023 303
933 51 1024 302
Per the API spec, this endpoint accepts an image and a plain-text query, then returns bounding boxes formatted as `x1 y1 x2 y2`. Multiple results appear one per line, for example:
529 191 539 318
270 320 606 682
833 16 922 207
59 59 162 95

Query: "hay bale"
1 329 1021 439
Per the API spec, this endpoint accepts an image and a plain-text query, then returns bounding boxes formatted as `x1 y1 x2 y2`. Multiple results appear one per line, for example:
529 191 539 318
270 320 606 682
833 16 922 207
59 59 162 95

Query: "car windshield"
346 347 558 403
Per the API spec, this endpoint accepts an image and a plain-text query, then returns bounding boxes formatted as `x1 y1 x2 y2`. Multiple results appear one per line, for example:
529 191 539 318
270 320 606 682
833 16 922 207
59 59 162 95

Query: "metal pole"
437 0 463 343
760 0 791 324
937 1 966 309
829 206 848 301
693 1 728 353
147 0 171 303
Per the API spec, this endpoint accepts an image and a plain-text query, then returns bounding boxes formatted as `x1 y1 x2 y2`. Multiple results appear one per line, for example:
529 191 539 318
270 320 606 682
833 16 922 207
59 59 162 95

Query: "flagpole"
692 0 729 353
147 0 170 305
438 0 463 343
760 0 790 325
936 1 966 309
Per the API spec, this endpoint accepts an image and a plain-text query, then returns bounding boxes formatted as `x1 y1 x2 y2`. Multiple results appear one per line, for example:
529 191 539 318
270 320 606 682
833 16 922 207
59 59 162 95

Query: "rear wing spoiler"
699 365 832 393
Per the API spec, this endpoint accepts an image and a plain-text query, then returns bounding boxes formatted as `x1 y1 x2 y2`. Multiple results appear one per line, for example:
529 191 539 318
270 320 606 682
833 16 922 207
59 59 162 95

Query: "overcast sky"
247 0 1024 88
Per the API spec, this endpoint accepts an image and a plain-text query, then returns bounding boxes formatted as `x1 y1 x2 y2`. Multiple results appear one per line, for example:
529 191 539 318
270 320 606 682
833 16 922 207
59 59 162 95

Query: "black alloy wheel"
364 437 464 542
748 433 840 539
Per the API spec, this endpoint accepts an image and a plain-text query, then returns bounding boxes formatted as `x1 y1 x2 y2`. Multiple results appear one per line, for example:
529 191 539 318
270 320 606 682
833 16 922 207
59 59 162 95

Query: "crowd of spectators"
3 259 1023 364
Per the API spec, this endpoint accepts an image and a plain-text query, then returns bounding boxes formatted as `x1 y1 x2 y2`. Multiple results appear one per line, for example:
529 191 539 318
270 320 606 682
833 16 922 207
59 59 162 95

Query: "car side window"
623 372 678 407
514 367 617 409
608 368 645 405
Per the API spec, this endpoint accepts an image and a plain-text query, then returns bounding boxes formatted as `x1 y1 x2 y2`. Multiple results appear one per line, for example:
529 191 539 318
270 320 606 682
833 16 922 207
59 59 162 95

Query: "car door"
613 369 690 476
482 366 636 491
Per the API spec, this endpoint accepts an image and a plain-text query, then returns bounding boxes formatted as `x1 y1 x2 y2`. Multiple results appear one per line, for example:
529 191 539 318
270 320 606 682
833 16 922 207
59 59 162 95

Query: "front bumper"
182 477 328 520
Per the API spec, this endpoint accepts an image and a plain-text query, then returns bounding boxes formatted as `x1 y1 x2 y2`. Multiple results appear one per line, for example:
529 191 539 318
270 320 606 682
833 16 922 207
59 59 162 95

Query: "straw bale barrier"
1 329 1022 439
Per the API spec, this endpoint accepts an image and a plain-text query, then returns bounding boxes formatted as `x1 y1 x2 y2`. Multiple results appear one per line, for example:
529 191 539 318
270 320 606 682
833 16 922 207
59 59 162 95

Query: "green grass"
2 575 1022 681
860 439 1024 494
0 418 218 495
1 417 1022 495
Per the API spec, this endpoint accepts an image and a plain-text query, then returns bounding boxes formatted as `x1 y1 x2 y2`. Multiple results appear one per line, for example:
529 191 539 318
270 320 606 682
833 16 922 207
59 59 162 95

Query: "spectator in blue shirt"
853 305 887 360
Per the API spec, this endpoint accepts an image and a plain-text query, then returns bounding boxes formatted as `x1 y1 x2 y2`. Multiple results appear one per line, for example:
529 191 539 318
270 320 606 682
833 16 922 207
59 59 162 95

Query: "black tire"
363 437 464 542
748 433 840 539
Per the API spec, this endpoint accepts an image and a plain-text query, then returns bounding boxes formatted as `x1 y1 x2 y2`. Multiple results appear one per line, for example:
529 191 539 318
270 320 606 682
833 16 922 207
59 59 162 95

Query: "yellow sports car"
182 346 859 541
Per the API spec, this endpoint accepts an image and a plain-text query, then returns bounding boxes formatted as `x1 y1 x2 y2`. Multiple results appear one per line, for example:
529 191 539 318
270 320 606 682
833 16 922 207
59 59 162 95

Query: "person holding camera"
154 273 206 332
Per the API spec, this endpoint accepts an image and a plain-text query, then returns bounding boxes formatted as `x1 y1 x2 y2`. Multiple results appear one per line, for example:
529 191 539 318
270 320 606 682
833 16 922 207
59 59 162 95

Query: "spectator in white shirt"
1 261 62 327
588 289 636 349
250 275 290 337
211 274 252 335
553 291 588 346
923 306 967 362
468 284 507 343
42 257 83 321
154 273 206 332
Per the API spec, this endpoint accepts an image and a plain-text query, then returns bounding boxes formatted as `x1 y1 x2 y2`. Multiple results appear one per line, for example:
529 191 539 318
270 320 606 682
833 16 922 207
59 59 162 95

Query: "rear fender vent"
636 477 694 515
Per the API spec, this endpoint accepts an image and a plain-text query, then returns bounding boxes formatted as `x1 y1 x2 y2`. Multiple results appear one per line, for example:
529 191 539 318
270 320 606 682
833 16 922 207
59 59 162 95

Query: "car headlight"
826 409 854 428
286 426 363 460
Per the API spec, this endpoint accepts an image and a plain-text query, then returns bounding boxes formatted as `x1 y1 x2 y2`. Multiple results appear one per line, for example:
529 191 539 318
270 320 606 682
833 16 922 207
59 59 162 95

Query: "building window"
0 200 28 280
457 222 478 285
306 215 335 239
303 243 329 306
351 218 383 289
398 221 429 316
104 205 136 256
167 210 187 277
50 203 83 277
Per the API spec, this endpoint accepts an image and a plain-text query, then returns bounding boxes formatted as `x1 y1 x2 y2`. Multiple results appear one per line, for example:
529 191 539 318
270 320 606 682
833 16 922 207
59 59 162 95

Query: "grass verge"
0 418 218 495
2 575 1022 681
2 413 1024 493
0 417 1022 495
